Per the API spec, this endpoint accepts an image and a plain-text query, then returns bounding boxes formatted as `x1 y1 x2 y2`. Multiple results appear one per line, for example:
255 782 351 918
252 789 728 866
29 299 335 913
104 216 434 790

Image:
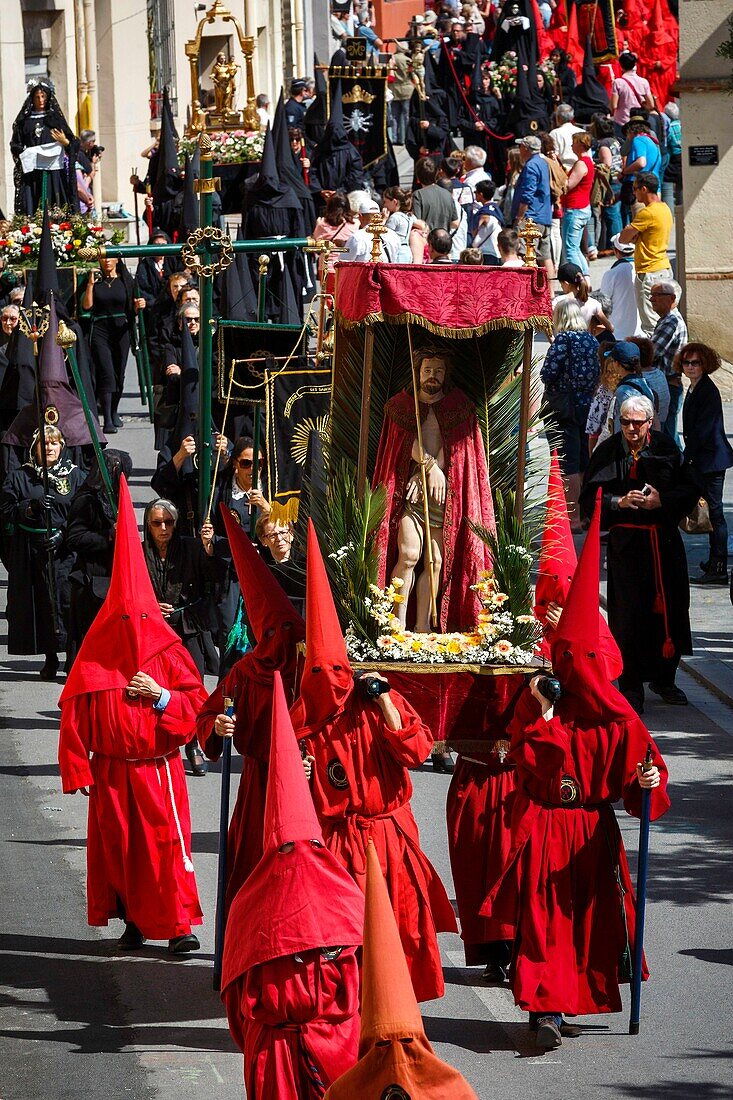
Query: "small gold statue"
212 52 239 115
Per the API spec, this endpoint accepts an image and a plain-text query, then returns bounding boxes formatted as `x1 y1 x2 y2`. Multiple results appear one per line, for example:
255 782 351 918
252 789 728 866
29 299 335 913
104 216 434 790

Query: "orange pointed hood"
221 672 364 985
60 476 187 699
324 840 478 1100
290 520 353 732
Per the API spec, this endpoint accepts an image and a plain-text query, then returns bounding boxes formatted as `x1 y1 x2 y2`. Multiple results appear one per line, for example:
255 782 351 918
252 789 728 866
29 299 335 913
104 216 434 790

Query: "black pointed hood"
0 282 37 421
272 91 312 204
3 294 106 447
180 153 199 235
219 224 259 322
152 87 181 205
35 207 60 300
168 317 199 475
243 124 301 211
508 57 550 136
572 36 611 123
304 62 328 146
314 81 350 155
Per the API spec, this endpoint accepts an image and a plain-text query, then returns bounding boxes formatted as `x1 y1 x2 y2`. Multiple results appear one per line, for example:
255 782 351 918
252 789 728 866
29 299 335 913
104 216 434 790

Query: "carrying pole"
629 745 655 1034
213 696 235 992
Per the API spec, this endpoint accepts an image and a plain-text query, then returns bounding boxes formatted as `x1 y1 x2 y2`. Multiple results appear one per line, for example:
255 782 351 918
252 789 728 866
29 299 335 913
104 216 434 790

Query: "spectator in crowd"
621 118 663 187
390 42 416 145
541 299 600 528
610 52 655 135
428 228 454 263
591 112 624 242
500 146 523 223
382 186 415 262
412 156 460 232
311 191 357 289
618 172 674 336
471 179 503 263
356 7 383 56
580 393 698 713
679 343 733 586
539 131 567 268
342 200 401 262
511 135 555 278
556 262 614 335
285 80 308 129
602 340 655 433
458 247 484 264
560 131 595 274
649 279 687 441
550 103 584 170
498 227 523 267
627 335 670 429
256 93 270 129
460 145 492 200
663 102 683 207
599 234 641 339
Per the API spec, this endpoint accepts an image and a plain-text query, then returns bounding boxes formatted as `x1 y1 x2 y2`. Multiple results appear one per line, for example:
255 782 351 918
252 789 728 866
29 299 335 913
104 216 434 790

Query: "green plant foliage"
309 458 386 641
716 15 733 93
470 488 538 650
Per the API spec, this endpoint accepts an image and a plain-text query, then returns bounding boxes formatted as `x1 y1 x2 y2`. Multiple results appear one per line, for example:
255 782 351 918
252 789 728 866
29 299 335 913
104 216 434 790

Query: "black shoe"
103 423 118 434
692 561 728 586
535 1015 563 1049
112 414 123 428
39 655 59 681
482 961 508 984
699 558 711 573
431 751 455 774
648 681 688 706
118 922 145 950
185 741 208 777
168 933 200 955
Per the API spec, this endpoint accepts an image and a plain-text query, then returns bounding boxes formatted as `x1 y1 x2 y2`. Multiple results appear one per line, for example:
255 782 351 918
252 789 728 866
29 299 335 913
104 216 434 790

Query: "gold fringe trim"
270 497 300 525
335 310 553 340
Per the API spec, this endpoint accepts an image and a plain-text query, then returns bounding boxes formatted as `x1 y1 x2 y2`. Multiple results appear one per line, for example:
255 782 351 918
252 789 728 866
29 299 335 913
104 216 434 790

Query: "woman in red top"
560 131 595 276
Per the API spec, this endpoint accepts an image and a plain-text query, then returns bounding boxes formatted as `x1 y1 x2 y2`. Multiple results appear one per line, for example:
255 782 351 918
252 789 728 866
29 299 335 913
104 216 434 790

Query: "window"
147 0 177 118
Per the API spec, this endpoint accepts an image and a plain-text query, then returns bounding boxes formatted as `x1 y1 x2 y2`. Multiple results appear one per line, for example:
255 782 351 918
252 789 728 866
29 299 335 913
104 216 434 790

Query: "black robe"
0 457 86 653
579 431 699 682
405 89 452 165
572 37 611 124
10 88 80 214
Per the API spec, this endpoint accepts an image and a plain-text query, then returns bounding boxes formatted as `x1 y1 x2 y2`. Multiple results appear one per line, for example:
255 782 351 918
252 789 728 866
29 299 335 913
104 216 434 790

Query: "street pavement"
2 242 732 1098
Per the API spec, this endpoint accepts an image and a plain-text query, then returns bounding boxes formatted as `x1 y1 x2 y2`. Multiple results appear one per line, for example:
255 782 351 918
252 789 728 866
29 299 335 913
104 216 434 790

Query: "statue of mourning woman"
10 78 80 214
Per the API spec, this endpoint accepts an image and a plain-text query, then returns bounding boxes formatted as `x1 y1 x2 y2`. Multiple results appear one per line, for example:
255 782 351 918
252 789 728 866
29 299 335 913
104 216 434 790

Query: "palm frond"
471 489 537 649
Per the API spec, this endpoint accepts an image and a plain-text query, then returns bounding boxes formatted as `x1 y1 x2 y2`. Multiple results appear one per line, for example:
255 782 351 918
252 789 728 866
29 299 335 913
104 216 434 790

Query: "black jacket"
682 374 733 476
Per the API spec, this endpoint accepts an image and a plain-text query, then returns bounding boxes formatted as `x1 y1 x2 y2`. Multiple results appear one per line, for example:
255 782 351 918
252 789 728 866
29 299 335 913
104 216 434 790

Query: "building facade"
0 0 328 216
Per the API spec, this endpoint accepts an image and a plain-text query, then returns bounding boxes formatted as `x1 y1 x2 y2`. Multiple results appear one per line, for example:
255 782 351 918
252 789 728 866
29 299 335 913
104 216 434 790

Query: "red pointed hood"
535 450 577 622
551 492 630 722
61 477 186 699
219 504 305 673
290 520 353 732
324 841 478 1100
221 672 364 984
564 3 585 75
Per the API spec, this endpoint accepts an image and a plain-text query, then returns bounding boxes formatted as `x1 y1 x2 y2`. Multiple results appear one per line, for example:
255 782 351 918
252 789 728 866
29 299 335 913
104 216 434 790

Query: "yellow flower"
393 593 405 604
493 593 509 605
447 639 463 654
411 639 422 652
391 576 404 588
73 239 82 247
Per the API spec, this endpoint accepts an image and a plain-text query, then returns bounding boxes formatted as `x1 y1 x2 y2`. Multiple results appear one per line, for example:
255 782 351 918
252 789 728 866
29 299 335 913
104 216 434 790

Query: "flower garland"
179 130 264 166
485 52 555 97
0 210 122 267
345 570 541 665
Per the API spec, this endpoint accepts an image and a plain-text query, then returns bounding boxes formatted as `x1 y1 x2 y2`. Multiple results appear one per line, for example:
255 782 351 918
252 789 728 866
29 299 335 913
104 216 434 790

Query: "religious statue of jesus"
373 346 495 633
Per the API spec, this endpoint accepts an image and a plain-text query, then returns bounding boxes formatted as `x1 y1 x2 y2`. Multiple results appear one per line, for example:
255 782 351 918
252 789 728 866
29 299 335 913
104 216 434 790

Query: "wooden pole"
406 323 438 629
356 327 374 498
514 327 534 525
197 136 214 517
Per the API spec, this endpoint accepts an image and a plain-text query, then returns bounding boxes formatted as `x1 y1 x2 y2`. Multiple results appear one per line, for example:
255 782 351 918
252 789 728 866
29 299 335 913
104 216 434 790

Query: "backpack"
467 199 504 241
590 162 616 208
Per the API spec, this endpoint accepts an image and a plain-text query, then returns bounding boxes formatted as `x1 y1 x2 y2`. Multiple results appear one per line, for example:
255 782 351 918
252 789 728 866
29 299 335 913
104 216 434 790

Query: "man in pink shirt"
611 52 655 134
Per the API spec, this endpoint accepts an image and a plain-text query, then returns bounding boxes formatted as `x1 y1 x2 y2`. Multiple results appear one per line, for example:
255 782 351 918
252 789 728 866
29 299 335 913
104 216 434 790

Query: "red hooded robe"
481 495 671 1016
638 0 678 109
221 672 364 1100
58 477 206 939
196 506 305 911
290 522 457 1003
372 386 495 632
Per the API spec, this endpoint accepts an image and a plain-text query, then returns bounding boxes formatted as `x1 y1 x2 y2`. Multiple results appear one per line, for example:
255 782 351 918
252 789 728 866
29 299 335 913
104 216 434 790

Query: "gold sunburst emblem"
290 415 330 466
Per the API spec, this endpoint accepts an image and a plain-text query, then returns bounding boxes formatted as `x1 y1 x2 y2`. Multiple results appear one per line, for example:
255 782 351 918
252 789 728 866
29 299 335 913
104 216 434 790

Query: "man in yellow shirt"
618 172 674 336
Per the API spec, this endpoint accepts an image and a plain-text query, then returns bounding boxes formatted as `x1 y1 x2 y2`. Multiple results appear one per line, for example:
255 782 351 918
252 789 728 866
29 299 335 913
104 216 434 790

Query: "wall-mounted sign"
688 145 719 166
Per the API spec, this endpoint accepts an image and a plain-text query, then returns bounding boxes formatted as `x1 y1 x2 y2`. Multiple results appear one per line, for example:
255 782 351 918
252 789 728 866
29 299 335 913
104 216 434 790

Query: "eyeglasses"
650 291 673 298
150 518 174 527
681 358 702 366
619 417 651 428
263 529 292 542
184 316 199 325
236 458 262 469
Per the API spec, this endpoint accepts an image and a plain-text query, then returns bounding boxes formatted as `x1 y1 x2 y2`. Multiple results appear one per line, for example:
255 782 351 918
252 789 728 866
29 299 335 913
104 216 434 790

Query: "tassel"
662 638 676 659
183 855 195 873
653 594 664 615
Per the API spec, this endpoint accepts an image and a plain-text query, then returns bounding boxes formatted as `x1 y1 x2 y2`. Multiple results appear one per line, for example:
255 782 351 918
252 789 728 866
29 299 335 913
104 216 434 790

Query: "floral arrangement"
178 130 264 166
0 210 123 267
344 570 541 665
485 52 555 97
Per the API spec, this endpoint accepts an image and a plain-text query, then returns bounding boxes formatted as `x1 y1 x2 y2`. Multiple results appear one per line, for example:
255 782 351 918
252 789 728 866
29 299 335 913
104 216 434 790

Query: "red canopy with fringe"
334 263 553 338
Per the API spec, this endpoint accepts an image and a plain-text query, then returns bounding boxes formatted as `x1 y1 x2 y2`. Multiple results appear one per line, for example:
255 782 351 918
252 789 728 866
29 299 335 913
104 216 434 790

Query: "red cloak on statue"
480 497 670 1016
58 477 206 940
290 522 457 1003
325 841 478 1099
196 505 305 912
373 387 494 632
222 672 363 1100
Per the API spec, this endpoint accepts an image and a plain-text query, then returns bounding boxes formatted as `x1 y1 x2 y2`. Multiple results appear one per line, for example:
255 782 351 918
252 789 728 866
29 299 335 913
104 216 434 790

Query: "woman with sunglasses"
678 342 733 587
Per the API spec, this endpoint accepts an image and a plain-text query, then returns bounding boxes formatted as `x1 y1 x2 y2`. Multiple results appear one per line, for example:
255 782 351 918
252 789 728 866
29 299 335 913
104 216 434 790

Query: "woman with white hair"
580 392 699 714
541 299 600 528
